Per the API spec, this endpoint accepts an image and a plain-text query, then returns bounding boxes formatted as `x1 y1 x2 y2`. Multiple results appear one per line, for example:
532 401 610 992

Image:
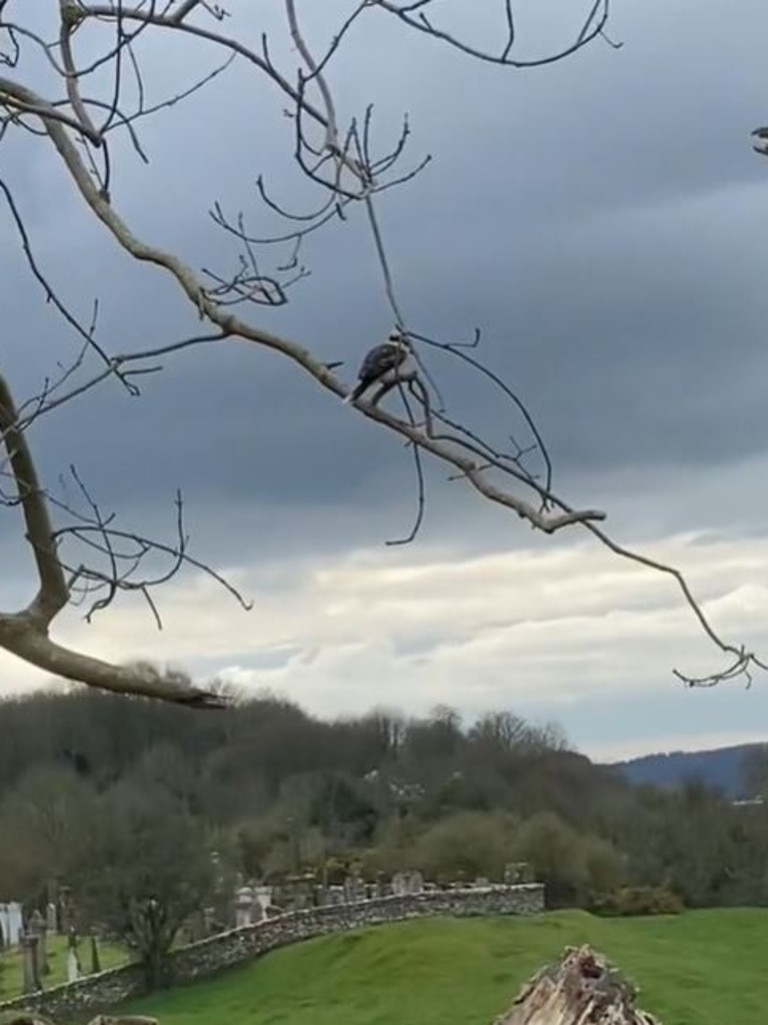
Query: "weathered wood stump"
493 945 661 1025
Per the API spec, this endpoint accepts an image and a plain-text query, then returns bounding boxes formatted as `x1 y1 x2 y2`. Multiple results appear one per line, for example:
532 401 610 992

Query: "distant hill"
606 742 768 798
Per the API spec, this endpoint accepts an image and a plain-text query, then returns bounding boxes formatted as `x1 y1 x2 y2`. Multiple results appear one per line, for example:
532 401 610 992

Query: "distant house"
0 901 23 946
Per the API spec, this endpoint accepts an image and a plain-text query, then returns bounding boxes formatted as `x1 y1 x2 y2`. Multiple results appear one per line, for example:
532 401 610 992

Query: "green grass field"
119 908 768 1025
0 935 127 1002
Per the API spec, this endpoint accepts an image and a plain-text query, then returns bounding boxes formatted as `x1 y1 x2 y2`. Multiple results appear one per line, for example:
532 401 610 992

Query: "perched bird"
343 331 417 406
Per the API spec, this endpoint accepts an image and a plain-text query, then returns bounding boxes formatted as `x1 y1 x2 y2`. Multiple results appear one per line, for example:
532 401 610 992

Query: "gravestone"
284 873 315 910
66 947 80 983
90 932 102 974
59 887 74 936
391 872 408 897
392 870 425 896
66 925 82 982
327 885 345 905
202 906 216 936
234 886 256 928
503 862 530 884
342 874 366 903
46 902 57 934
28 909 49 976
21 933 42 993
0 901 23 945
254 886 273 917
502 861 529 885
404 870 424 894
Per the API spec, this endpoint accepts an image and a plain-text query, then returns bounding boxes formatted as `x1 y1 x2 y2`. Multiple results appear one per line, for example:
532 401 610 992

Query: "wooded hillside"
1 688 767 917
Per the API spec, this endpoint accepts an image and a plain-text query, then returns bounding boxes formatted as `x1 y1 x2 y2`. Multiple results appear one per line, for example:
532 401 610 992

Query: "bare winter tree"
0 0 763 707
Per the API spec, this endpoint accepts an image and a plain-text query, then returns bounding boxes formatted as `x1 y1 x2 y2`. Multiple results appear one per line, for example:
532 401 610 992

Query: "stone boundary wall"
0 884 544 1021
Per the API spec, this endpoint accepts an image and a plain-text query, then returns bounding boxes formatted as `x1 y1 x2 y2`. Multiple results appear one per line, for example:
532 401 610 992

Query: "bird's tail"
343 385 363 405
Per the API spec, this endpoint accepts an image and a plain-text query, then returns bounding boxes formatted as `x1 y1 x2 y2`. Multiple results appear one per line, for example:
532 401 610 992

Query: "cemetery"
0 868 543 1019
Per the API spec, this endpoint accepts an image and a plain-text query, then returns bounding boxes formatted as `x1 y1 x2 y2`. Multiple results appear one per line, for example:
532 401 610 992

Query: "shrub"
591 885 684 917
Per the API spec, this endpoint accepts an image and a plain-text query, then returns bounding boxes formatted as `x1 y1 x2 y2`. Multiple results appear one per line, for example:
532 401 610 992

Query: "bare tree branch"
0 75 103 144
0 370 68 626
372 0 615 68
0 369 238 706
0 0 759 705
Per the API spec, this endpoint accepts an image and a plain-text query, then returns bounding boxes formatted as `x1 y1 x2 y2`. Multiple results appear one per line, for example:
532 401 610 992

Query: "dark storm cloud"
4 0 768 555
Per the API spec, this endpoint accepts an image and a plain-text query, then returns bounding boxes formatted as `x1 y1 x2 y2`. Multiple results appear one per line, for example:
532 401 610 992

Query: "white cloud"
2 525 768 760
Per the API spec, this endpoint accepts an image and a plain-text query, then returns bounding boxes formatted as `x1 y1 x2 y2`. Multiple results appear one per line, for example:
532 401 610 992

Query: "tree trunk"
493 945 661 1025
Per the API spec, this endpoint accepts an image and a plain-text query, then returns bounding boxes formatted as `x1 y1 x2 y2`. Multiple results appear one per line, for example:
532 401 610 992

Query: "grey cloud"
4 0 768 571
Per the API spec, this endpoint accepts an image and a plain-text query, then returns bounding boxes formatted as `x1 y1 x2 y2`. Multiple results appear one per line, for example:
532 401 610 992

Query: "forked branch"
0 370 231 707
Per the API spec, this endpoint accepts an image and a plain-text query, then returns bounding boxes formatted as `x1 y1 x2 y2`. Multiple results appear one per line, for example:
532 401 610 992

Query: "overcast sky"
3 0 768 761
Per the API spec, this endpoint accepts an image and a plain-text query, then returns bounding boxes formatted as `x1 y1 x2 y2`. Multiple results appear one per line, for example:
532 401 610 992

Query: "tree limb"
0 75 103 145
0 370 227 707
0 369 68 626
0 621 227 705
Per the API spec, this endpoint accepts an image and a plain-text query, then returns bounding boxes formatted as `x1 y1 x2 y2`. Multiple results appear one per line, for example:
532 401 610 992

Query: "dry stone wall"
0 884 544 1022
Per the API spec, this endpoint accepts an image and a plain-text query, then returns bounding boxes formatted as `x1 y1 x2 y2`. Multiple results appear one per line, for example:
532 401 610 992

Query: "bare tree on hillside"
0 1 762 706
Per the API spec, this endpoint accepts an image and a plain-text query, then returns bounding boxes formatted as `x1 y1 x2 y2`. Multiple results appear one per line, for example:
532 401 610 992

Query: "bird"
343 331 417 406
751 127 768 157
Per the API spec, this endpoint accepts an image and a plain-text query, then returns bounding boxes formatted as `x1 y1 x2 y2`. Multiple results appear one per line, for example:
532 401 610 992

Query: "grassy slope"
0 936 127 1002
121 908 768 1025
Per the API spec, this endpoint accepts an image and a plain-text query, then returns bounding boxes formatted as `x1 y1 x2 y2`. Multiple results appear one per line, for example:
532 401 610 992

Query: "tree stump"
493 945 661 1025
